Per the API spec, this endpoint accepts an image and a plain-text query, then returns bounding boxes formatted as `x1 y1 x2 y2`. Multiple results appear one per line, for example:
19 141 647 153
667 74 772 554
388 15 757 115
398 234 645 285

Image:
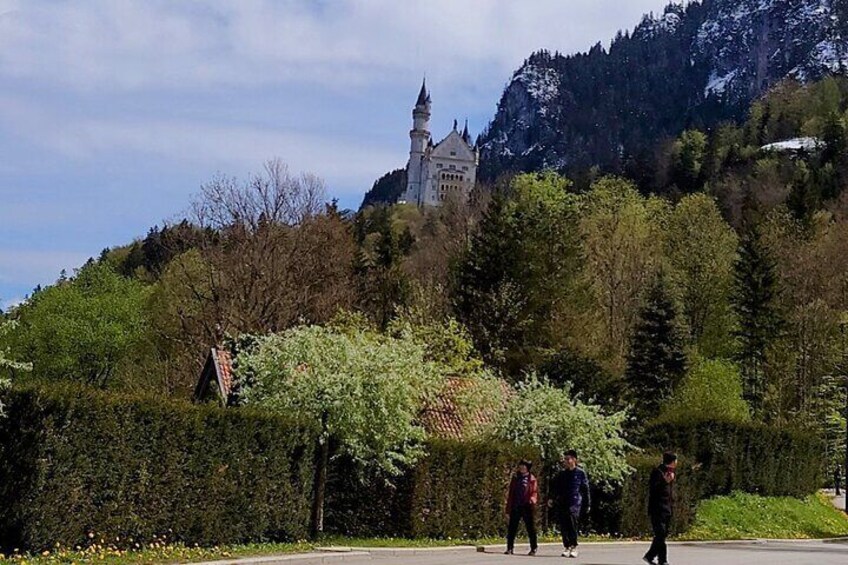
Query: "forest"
2 78 848 472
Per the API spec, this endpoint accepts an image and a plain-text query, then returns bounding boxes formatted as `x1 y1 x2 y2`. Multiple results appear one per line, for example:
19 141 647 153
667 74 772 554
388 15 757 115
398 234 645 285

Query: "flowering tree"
0 319 32 413
490 376 632 485
237 325 442 536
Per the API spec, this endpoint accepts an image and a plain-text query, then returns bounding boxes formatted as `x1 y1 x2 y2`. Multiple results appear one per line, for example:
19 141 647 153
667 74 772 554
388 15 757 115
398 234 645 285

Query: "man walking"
550 450 591 558
644 452 677 565
505 460 539 556
835 464 842 497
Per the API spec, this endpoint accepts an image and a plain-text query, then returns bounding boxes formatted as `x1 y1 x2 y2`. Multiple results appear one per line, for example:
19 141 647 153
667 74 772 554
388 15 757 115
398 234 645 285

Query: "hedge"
642 420 823 498
0 385 540 550
0 385 316 551
618 453 703 537
324 440 541 539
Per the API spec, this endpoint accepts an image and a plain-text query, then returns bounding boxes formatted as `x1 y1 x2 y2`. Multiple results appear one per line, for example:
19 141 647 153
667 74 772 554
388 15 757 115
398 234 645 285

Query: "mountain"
479 0 848 183
361 168 407 209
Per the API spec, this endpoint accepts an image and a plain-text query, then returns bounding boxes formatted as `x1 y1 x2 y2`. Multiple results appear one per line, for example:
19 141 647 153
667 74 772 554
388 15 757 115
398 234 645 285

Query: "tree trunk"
310 420 330 539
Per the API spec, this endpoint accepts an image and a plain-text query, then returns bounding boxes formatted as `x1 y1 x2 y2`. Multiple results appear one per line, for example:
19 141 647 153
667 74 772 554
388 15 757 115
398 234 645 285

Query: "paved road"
307 540 848 565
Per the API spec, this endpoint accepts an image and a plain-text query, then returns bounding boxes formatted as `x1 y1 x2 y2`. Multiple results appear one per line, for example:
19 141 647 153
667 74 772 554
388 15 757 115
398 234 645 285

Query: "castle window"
450 151 456 156
436 163 443 168
449 164 455 170
462 166 468 171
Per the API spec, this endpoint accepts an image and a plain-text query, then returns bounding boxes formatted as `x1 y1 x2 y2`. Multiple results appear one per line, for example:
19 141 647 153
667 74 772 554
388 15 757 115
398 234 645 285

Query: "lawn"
4 494 846 565
681 492 848 540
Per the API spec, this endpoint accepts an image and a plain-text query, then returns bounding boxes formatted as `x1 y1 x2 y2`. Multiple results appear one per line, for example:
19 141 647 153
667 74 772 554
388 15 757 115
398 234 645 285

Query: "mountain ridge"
479 0 848 182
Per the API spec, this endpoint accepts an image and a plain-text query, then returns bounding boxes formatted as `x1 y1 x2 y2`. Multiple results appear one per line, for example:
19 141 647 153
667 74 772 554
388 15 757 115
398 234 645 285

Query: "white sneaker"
561 548 571 557
569 549 578 558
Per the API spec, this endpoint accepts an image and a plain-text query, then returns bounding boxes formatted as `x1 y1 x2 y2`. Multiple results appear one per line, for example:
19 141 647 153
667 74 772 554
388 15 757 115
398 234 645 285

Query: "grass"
0 533 619 565
4 494 845 565
681 491 848 541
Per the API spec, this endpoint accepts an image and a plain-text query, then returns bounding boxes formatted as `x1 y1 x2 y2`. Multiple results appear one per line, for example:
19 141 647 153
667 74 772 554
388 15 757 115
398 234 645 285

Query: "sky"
0 0 673 310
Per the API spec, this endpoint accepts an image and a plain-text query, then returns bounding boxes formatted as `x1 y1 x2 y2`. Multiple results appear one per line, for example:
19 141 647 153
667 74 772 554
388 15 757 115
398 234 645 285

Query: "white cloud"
0 0 670 92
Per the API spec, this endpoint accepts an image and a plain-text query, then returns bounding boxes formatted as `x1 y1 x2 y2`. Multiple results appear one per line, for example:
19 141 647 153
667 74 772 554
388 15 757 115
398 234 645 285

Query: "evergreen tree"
731 225 783 416
624 275 686 422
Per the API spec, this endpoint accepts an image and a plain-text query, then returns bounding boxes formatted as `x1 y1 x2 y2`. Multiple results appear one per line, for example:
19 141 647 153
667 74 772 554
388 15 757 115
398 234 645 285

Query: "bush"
643 420 822 498
324 440 540 539
657 358 750 425
0 384 316 551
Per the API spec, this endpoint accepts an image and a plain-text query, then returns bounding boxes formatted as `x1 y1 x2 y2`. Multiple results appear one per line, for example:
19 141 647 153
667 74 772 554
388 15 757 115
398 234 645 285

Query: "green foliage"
732 226 784 416
684 492 848 540
489 376 631 484
388 313 483 377
324 440 541 539
619 452 703 537
670 130 708 191
237 325 442 476
0 319 31 419
7 263 151 388
624 276 686 422
665 194 738 357
578 177 667 373
0 384 316 551
536 347 622 406
658 358 751 425
453 172 580 373
643 420 822 498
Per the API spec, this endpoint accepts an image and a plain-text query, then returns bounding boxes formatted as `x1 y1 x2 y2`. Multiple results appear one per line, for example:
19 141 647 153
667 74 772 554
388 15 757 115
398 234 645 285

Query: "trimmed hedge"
643 421 823 498
324 440 541 539
618 453 703 537
0 385 316 551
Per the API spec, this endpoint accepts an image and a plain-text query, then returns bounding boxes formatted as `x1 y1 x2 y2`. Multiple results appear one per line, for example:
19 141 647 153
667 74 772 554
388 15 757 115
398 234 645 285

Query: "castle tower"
404 79 431 205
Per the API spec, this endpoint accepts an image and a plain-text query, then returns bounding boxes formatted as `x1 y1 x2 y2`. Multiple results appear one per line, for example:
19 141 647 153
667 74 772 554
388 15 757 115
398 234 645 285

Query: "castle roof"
416 79 429 106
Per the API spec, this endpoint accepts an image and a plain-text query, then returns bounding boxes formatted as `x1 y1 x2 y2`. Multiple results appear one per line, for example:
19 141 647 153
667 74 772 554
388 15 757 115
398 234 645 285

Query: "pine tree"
624 276 686 422
731 225 783 416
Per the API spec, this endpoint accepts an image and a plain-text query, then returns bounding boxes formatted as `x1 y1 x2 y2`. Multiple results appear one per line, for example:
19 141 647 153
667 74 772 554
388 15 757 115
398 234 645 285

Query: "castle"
400 80 479 207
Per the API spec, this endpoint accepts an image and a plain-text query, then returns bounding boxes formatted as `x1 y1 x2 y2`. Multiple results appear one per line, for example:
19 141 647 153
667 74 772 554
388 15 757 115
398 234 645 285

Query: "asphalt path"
302 540 848 565
229 539 848 565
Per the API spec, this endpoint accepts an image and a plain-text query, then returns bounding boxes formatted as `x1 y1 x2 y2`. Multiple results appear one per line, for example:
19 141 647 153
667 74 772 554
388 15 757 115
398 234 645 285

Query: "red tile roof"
213 348 234 399
420 377 512 439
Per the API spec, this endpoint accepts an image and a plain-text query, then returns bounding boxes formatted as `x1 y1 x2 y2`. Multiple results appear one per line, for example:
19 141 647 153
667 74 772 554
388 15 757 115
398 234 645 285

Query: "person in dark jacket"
835 464 842 496
505 460 539 556
549 449 591 558
643 452 677 565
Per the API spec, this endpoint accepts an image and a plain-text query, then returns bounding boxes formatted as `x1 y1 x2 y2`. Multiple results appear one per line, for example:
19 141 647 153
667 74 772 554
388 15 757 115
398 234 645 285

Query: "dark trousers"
507 505 538 551
836 478 841 496
559 509 580 548
644 514 670 564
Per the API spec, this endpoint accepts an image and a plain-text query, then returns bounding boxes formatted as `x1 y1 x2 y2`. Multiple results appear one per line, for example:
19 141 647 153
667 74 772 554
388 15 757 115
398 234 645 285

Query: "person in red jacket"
505 459 539 556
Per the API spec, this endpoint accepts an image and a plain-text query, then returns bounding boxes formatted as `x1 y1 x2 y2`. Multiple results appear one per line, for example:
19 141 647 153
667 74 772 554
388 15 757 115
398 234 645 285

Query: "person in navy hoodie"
505 460 539 556
550 450 591 558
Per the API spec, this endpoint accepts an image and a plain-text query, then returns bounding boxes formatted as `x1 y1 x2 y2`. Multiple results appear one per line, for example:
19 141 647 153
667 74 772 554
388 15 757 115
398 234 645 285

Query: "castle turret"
404 79 431 205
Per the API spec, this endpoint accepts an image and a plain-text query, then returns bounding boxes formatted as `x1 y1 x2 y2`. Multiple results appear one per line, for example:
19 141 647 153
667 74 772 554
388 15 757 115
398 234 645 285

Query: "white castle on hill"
400 80 479 207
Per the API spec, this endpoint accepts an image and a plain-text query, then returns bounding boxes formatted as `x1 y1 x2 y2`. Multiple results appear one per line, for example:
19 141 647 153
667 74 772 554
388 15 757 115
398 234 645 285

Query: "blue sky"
0 0 671 309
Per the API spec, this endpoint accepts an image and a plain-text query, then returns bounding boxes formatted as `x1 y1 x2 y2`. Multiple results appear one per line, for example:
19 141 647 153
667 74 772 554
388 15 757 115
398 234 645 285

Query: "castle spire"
416 78 428 106
453 118 458 131
462 119 470 142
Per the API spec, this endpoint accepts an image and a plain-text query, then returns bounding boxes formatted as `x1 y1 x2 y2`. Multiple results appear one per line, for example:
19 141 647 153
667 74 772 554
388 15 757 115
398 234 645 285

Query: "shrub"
619 452 704 537
0 384 316 551
657 358 751 425
643 420 822 497
324 440 540 539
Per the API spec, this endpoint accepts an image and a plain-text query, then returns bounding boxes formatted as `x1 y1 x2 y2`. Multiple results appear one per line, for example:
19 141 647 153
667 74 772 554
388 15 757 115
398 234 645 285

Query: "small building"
193 347 237 407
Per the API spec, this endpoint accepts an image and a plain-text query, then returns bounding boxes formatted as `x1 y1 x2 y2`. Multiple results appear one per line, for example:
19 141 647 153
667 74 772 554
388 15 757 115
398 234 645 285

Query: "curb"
191 552 371 565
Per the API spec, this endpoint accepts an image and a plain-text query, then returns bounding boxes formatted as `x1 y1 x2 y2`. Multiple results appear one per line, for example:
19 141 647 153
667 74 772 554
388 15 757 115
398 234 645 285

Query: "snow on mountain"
479 0 848 181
